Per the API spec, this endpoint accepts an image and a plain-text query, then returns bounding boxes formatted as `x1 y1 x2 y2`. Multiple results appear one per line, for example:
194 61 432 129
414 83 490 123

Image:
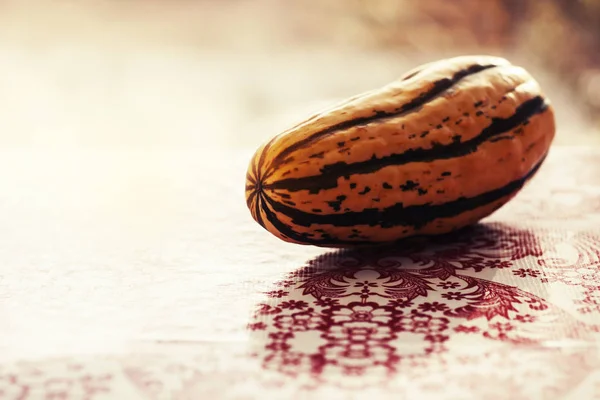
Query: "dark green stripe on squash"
264 152 545 230
266 63 498 172
265 96 547 193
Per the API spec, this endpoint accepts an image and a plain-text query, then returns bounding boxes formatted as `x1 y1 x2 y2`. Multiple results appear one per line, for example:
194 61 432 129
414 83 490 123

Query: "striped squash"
245 55 556 247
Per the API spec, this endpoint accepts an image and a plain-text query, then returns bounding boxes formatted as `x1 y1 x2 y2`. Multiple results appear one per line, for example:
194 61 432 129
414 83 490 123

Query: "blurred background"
0 0 598 150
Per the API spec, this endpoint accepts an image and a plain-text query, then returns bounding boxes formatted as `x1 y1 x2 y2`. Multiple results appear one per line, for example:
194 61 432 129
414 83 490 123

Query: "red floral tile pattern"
2 147 600 399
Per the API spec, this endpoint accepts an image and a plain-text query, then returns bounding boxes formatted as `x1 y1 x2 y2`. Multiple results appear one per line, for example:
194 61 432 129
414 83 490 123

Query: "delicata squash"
245 55 556 247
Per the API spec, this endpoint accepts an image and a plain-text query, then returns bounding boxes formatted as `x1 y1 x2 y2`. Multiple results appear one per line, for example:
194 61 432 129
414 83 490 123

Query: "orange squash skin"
245 55 556 247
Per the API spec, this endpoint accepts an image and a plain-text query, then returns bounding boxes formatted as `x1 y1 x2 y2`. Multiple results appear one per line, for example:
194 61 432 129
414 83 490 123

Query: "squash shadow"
247 222 600 394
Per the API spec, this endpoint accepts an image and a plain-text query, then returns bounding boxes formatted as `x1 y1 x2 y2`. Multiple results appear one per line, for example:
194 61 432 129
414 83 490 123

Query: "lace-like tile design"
248 223 600 398
2 147 600 399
